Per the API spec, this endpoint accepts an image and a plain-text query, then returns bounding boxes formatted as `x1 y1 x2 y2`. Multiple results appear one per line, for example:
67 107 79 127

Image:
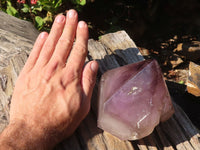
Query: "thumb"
82 61 98 102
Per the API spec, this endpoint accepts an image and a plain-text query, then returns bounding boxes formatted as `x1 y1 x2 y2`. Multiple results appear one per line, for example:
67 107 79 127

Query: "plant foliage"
0 0 87 31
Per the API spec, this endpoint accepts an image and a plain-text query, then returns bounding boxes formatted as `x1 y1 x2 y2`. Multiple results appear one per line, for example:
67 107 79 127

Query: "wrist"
0 121 57 150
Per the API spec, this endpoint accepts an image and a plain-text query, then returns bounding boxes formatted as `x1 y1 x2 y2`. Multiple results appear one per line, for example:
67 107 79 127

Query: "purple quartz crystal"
97 59 174 140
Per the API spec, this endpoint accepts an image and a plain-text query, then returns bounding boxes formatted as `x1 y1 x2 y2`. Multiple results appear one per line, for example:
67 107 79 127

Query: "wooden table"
0 11 199 150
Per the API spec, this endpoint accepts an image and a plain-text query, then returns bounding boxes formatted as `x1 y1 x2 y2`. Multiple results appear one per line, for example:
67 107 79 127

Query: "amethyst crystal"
97 59 174 140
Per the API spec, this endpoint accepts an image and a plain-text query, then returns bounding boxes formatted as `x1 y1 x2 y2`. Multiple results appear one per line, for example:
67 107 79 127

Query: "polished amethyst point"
97 59 174 140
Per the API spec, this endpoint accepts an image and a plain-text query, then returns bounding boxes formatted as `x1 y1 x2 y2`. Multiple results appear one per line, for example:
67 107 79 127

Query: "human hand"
0 9 98 150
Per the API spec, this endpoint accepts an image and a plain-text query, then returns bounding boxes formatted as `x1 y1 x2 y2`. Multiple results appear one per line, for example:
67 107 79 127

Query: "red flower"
17 0 26 4
31 0 38 5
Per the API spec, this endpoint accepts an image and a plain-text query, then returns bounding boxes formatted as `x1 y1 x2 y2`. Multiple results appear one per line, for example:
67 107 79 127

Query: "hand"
0 9 98 150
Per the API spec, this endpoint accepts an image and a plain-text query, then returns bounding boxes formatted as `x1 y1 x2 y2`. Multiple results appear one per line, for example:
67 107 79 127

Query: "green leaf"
6 1 12 6
43 5 52 11
55 0 62 8
178 80 185 84
79 0 86 6
32 9 37 14
23 4 30 8
72 0 86 6
21 4 30 13
32 5 43 14
35 16 44 29
6 1 19 17
43 12 53 23
34 5 43 12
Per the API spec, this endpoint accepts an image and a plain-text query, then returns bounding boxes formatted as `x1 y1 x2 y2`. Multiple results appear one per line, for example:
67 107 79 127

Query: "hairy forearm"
0 122 58 150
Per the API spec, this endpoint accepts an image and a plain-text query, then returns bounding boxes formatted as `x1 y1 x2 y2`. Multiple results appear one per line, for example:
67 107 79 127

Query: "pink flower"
31 0 38 5
17 0 26 4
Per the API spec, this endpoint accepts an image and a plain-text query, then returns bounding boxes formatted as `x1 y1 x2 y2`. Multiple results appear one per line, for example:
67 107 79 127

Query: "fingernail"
68 10 76 18
78 21 87 28
91 61 99 72
40 32 47 39
56 15 65 23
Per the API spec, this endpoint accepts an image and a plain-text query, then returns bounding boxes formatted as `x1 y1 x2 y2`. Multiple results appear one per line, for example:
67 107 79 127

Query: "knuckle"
62 67 80 86
44 41 54 50
58 38 73 46
68 67 79 79
74 43 87 55
73 98 81 110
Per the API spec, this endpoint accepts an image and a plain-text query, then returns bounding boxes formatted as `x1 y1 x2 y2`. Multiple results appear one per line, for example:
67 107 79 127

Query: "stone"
187 61 200 97
174 41 200 61
97 59 174 140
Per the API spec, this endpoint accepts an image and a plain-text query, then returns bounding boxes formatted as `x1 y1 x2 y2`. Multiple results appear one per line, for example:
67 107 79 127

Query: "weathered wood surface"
0 11 39 41
0 11 199 150
0 11 39 132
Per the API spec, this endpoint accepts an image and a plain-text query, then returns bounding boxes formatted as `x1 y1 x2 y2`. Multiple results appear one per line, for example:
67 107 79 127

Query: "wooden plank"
155 126 174 150
0 52 28 131
0 98 7 132
54 134 82 150
99 30 144 64
173 103 200 150
88 39 120 73
74 112 108 150
0 12 36 130
0 29 34 70
0 11 39 41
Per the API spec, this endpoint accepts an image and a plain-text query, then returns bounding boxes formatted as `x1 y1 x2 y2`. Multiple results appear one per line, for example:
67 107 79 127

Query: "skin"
0 9 98 150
